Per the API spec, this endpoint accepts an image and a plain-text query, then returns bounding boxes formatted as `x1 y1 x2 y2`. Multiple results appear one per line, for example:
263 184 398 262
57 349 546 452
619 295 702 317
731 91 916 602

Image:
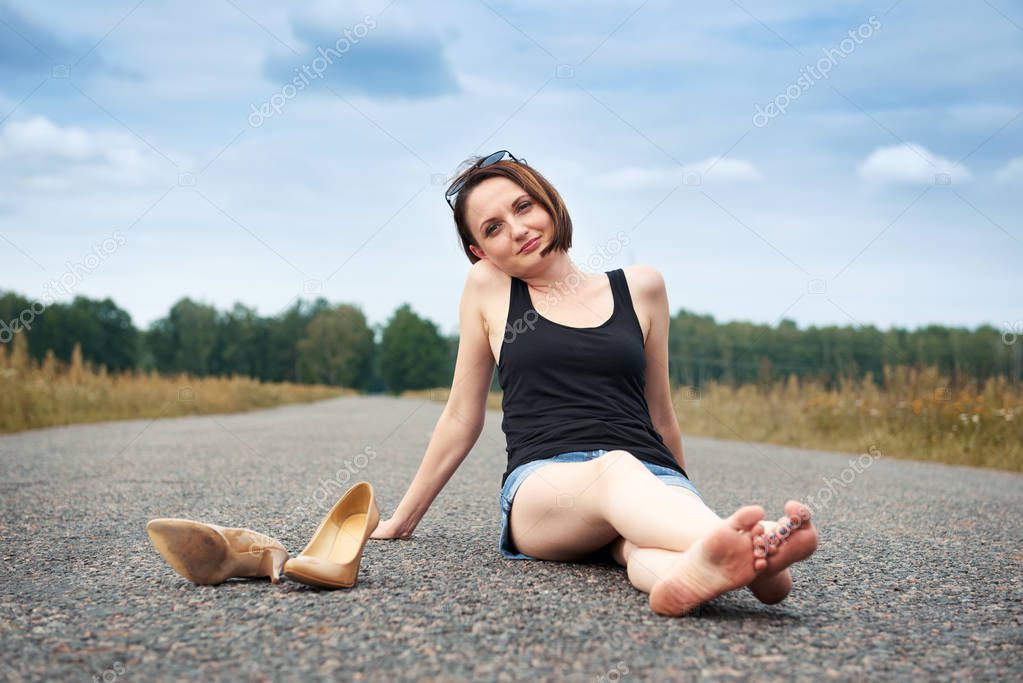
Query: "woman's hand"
370 516 413 540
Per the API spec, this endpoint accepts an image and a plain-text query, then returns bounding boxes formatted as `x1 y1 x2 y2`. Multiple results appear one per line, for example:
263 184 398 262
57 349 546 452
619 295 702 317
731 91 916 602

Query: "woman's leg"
508 450 722 560
513 450 805 557
609 533 795 604
510 450 813 609
606 500 817 605
607 538 690 593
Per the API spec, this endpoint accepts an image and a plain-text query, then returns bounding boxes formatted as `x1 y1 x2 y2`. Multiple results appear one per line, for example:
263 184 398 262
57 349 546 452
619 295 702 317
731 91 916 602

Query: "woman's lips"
519 237 540 254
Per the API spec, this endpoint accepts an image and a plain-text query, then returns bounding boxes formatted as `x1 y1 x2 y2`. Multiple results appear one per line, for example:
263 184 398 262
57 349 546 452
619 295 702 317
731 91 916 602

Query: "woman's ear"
469 245 486 261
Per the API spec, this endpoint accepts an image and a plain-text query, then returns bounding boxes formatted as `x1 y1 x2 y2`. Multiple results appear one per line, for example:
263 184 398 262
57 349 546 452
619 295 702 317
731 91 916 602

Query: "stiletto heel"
146 519 290 586
283 481 380 589
260 547 289 584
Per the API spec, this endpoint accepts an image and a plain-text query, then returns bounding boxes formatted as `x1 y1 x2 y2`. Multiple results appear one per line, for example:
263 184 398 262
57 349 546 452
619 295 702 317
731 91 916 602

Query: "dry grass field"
406 365 1022 472
0 338 348 433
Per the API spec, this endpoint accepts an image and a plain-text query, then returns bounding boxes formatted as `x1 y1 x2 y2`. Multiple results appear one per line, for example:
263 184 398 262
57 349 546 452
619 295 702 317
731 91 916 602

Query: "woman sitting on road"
370 151 819 616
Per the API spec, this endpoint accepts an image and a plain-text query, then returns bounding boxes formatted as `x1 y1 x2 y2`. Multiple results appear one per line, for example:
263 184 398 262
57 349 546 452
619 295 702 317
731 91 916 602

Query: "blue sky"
0 0 1020 336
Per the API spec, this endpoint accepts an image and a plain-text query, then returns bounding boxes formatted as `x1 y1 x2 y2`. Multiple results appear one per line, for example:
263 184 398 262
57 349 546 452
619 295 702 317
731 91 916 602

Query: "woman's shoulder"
621 264 668 343
467 258 510 285
621 263 666 300
464 260 513 334
465 259 512 302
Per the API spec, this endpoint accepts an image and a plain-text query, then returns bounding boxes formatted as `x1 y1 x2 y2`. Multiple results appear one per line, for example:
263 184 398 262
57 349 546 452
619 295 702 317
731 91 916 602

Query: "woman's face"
464 176 554 272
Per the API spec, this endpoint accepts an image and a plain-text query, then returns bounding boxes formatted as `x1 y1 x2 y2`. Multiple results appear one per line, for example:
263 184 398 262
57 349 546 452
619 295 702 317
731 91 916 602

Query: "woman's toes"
785 500 812 524
751 532 770 572
729 505 766 533
767 501 820 569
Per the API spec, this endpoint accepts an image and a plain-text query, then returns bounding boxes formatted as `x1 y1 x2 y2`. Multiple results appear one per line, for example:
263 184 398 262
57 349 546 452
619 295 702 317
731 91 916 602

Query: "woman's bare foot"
648 505 766 616
747 500 818 604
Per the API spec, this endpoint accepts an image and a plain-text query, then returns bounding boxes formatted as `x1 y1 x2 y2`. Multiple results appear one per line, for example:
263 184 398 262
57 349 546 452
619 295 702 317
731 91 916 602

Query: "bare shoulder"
464 259 511 332
622 263 666 300
465 259 510 299
621 264 667 344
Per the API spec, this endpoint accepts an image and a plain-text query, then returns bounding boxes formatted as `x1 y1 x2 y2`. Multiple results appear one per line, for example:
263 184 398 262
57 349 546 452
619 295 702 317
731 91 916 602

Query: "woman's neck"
521 255 595 293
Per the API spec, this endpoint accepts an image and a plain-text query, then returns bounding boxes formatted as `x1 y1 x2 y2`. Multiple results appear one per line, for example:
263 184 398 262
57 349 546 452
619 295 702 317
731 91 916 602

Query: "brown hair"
450 159 573 264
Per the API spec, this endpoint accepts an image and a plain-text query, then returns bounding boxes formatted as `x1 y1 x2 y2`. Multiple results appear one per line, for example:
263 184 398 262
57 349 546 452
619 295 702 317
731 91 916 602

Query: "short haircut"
450 159 573 264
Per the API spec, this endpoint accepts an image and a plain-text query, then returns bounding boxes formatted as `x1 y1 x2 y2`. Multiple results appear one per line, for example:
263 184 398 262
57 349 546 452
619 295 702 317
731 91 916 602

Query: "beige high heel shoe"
283 481 380 589
146 519 289 585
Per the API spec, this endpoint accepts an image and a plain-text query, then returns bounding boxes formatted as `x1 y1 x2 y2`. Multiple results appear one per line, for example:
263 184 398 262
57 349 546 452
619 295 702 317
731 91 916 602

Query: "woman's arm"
372 409 485 539
632 265 687 472
372 263 497 539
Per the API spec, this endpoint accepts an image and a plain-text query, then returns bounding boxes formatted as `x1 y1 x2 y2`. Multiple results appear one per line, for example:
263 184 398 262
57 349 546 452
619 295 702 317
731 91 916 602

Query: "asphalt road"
1 395 1019 682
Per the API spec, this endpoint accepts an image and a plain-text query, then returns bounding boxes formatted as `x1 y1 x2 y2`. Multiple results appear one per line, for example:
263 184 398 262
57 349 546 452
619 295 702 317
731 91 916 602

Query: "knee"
594 449 645 480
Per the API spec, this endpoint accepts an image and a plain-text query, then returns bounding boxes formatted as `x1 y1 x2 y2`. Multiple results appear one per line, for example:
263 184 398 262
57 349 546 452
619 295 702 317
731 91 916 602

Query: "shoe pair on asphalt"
146 481 379 589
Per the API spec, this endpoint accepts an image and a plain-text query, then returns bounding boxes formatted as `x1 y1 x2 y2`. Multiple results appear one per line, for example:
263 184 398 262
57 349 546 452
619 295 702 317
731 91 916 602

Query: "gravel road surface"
1 395 1019 681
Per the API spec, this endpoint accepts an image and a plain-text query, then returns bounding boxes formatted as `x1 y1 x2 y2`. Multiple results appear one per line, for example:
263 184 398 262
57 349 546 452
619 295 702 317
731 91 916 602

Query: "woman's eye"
485 203 529 235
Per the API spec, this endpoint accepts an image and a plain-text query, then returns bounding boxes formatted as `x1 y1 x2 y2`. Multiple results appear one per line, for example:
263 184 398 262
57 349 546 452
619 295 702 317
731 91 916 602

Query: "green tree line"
0 292 453 393
1 289 1019 391
668 311 1021 388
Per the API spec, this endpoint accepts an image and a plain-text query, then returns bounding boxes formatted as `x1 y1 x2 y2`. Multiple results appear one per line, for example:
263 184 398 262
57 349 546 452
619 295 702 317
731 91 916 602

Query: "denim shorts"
498 448 704 560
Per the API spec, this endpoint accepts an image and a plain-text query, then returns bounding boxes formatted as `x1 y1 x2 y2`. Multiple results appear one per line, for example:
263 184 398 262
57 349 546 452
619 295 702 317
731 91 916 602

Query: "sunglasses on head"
445 150 527 210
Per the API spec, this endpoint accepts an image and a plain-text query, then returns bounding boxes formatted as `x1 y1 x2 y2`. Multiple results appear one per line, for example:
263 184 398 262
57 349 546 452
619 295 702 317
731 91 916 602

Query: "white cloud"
697 157 763 183
596 157 762 190
857 143 971 185
0 116 180 191
995 156 1023 183
0 116 105 162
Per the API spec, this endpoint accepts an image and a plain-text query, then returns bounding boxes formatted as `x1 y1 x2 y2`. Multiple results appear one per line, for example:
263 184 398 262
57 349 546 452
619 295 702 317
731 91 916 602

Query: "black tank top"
497 268 689 486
